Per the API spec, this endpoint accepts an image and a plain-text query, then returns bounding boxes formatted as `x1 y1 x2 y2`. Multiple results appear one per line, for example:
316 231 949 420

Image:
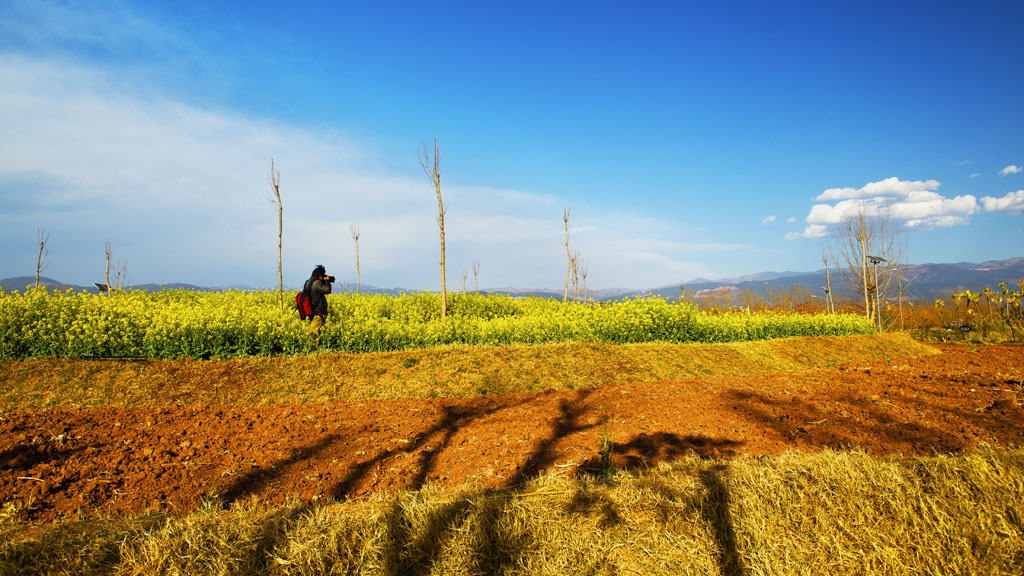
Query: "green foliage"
0 288 875 360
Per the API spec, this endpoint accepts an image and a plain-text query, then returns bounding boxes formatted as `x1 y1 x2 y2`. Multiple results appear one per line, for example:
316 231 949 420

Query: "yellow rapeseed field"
0 288 875 359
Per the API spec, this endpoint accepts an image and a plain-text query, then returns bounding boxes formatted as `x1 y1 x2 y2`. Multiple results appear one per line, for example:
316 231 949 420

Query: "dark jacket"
303 278 332 317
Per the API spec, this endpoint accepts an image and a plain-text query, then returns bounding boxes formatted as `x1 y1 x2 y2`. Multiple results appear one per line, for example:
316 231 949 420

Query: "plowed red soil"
2 344 1022 522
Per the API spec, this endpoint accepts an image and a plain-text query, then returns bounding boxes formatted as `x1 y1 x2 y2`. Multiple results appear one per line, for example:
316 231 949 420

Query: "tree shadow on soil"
577 431 745 474
218 396 530 507
700 464 746 576
722 386 1023 455
0 443 84 474
214 389 760 575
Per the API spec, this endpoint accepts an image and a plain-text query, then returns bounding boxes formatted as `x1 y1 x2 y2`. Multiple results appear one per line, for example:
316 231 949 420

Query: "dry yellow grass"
0 333 936 409
3 446 1021 575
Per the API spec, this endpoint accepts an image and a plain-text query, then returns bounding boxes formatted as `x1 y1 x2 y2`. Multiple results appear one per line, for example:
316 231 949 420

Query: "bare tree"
563 207 572 301
894 262 912 331
460 268 468 294
829 202 907 327
350 224 361 294
822 249 835 314
579 257 589 303
114 259 128 291
104 241 112 296
471 261 480 294
420 139 447 319
35 228 50 288
268 159 284 311
570 249 580 302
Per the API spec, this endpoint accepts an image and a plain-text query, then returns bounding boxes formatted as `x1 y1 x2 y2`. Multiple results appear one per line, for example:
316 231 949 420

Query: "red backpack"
295 290 313 320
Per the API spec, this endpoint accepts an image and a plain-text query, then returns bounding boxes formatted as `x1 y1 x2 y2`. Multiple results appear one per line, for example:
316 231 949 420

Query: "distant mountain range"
621 257 1024 303
3 256 1023 303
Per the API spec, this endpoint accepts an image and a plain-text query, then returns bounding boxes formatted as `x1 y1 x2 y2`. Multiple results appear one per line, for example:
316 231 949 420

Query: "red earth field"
1 344 1022 522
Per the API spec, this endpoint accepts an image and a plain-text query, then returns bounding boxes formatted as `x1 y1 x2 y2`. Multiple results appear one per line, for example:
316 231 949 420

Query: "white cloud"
981 190 1024 212
784 224 827 240
787 177 982 239
814 176 941 202
786 217 796 223
970 173 981 178
761 215 776 224
1000 165 1021 176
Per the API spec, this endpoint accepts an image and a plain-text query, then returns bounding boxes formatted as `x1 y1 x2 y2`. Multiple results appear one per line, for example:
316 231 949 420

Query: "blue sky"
1 0 1022 291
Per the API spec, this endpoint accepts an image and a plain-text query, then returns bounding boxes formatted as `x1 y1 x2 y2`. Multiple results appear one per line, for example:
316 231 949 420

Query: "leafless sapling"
420 139 447 319
268 158 284 311
104 241 112 296
563 207 571 301
35 228 50 288
579 257 589 303
822 249 835 314
570 249 581 303
114 259 128 291
350 224 361 294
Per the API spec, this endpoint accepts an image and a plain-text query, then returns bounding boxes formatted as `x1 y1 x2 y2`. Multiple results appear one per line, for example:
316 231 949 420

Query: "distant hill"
4 257 1023 302
626 257 1024 303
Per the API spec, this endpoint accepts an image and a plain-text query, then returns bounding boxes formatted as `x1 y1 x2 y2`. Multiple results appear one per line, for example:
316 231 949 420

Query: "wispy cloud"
0 54 725 289
981 190 1024 212
1000 165 1021 176
761 215 776 224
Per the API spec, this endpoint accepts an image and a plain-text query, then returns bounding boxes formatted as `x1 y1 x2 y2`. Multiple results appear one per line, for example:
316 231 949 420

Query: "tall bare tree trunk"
420 139 447 320
350 224 361 294
563 207 571 301
472 261 480 294
35 229 49 288
269 159 283 312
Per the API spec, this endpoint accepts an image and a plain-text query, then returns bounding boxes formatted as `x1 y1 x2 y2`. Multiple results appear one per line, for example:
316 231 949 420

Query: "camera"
324 275 336 283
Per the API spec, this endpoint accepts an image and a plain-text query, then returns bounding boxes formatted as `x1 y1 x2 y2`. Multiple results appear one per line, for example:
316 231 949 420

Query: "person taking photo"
304 264 334 342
